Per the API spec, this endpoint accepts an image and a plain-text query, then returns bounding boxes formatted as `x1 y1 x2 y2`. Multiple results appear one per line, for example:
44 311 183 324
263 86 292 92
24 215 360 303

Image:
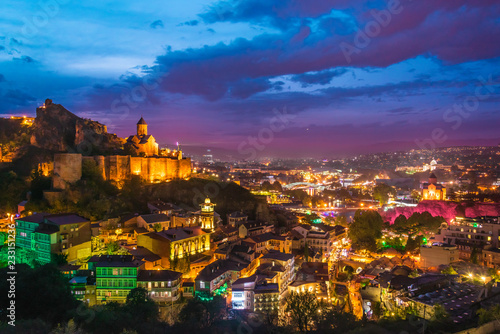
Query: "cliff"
30 99 124 155
383 200 500 224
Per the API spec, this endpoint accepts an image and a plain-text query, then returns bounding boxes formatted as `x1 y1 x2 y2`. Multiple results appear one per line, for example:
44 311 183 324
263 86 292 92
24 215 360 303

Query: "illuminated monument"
47 116 191 193
125 117 159 156
422 173 447 200
199 197 216 230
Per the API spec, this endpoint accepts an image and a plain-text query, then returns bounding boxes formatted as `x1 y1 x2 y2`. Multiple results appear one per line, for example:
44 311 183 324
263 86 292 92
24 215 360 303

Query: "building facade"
422 173 446 200
88 255 143 304
16 213 91 264
137 269 183 303
137 226 211 261
420 243 458 268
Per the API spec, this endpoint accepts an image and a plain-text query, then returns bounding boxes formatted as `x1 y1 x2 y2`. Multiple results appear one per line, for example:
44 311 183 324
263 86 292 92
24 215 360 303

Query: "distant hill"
30 99 124 155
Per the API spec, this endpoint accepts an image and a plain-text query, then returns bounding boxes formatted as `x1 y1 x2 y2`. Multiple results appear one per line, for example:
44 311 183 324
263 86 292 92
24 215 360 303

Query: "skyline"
1 0 500 158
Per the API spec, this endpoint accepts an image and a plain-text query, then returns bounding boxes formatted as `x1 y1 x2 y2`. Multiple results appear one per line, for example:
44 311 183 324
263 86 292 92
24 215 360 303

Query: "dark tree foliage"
29 168 51 201
176 295 227 330
348 210 383 252
373 183 396 205
284 291 322 333
0 264 78 326
390 211 445 238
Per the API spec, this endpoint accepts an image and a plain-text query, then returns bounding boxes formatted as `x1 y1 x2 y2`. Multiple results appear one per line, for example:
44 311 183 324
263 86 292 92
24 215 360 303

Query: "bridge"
283 182 328 191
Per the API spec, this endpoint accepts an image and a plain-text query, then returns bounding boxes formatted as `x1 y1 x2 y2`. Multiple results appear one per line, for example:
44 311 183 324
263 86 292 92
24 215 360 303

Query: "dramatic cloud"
0 0 499 157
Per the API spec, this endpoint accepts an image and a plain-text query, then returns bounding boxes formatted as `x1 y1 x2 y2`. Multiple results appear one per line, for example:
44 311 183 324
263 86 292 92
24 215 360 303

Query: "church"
125 117 159 156
422 173 447 200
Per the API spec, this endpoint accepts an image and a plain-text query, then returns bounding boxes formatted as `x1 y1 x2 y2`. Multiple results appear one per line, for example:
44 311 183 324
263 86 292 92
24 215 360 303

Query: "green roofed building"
88 255 144 304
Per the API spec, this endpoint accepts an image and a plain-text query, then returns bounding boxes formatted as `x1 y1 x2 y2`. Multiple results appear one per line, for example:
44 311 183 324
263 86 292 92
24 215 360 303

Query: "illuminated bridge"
283 182 328 190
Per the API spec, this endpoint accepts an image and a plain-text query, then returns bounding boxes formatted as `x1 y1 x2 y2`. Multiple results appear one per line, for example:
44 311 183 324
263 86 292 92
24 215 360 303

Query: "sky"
1 0 499 159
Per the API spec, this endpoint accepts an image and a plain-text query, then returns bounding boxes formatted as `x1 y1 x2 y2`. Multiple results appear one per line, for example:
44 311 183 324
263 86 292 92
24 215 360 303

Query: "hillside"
0 117 33 161
30 99 124 155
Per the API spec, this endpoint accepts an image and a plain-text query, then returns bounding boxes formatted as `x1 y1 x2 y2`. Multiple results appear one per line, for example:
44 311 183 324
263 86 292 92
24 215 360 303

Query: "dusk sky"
1 0 499 158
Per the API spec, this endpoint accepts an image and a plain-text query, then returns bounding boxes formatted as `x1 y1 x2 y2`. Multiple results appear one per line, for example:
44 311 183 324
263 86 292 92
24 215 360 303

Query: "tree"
284 291 320 333
316 308 360 333
153 223 162 232
105 241 120 254
348 210 383 252
441 265 458 275
0 264 78 326
372 183 396 205
171 253 179 270
261 180 272 191
432 304 449 322
177 295 227 330
125 287 158 322
272 181 283 192
29 168 51 201
335 215 349 227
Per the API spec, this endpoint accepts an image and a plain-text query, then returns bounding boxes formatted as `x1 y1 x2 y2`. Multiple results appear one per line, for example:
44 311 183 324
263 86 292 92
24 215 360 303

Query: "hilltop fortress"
51 117 191 190
52 151 191 190
30 99 191 192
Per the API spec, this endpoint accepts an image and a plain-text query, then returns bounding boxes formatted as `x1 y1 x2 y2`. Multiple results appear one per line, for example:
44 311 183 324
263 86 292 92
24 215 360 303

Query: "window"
200 281 205 289
154 282 158 288
161 282 165 288
168 281 171 287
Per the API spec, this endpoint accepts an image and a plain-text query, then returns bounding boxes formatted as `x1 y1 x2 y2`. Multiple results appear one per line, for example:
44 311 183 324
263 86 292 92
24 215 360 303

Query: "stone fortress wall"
52 153 191 190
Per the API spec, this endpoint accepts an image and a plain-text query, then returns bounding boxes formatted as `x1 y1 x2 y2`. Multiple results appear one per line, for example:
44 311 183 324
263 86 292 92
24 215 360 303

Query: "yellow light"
468 273 473 278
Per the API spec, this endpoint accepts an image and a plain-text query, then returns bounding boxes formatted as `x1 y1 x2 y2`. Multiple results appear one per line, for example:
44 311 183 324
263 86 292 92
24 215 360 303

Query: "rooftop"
148 226 207 242
140 213 170 224
196 259 247 282
137 270 182 282
261 251 294 262
88 255 143 268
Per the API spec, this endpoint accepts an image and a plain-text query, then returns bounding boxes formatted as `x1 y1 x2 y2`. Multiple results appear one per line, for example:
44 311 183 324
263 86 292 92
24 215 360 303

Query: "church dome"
137 117 147 125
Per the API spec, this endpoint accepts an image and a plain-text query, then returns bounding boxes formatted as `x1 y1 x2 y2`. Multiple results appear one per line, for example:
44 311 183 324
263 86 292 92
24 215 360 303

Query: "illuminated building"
227 211 248 227
420 243 458 268
243 232 292 254
137 226 211 262
232 274 280 312
137 269 183 303
15 213 91 265
199 197 216 230
195 259 249 294
290 224 346 260
88 255 143 304
137 213 171 232
435 216 500 259
258 251 295 295
125 117 159 156
422 173 447 200
239 221 274 238
481 247 500 268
